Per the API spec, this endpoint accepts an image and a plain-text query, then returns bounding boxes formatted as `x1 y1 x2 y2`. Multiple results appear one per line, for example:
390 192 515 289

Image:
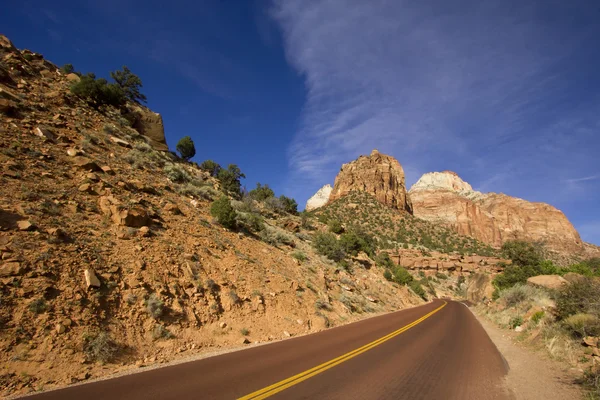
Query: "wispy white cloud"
271 0 600 212
565 175 600 184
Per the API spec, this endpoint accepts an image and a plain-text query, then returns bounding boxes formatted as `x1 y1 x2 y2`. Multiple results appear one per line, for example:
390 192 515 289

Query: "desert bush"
240 328 250 336
71 73 126 108
260 226 294 247
389 266 413 285
409 280 427 300
500 285 530 307
291 251 307 262
315 300 333 311
556 278 600 320
531 311 545 325
248 183 274 201
383 269 393 281
563 313 600 337
152 325 174 340
176 136 196 161
134 142 153 152
83 331 118 363
501 240 542 267
110 65 146 103
200 160 222 177
279 195 298 215
313 232 346 262
217 164 245 198
509 315 524 329
28 298 47 314
328 219 344 234
374 252 394 269
435 272 448 280
145 294 164 319
163 164 190 183
60 63 75 74
236 212 265 233
210 196 237 229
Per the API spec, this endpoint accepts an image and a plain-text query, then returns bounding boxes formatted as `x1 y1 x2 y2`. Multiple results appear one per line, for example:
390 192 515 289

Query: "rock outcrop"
124 104 169 151
306 184 332 211
410 171 584 254
328 150 413 213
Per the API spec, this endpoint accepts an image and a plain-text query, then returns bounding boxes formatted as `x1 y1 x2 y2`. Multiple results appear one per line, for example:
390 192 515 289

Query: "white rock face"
409 171 484 200
305 184 333 211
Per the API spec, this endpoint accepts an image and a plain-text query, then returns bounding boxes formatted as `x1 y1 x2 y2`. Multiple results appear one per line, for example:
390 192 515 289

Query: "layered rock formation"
329 150 413 213
125 104 169 151
410 171 583 253
305 184 332 211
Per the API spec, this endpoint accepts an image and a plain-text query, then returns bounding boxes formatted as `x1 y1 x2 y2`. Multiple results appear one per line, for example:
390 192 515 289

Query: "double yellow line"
238 301 447 400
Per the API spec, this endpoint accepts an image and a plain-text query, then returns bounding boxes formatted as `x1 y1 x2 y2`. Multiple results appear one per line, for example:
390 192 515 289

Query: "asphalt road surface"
23 300 510 400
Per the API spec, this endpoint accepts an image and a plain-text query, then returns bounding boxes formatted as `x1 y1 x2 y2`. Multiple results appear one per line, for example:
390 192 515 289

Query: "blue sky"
2 0 599 245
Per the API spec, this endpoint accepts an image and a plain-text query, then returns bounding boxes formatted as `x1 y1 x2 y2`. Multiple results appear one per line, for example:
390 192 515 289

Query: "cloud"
271 0 600 206
565 175 600 184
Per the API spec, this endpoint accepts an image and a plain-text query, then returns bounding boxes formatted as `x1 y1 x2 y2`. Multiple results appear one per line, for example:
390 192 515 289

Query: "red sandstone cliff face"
329 150 413 213
409 172 584 254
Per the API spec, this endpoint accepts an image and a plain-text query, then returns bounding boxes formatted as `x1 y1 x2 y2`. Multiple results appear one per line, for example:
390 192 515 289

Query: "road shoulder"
472 308 584 400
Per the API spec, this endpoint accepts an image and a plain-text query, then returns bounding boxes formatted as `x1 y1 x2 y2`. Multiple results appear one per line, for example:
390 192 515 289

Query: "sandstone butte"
308 151 599 258
328 149 413 213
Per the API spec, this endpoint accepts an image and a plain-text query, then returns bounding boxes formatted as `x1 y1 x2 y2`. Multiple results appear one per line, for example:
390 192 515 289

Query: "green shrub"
563 313 600 337
315 300 332 311
391 266 413 285
339 228 376 257
163 164 190 183
29 298 47 314
501 240 542 267
556 279 600 320
383 269 393 281
531 311 545 325
409 280 427 300
279 195 298 215
146 294 164 319
152 325 174 340
374 252 394 269
500 285 529 307
83 331 118 363
328 219 343 234
217 164 245 198
313 232 346 262
509 316 524 329
200 160 222 177
240 328 250 336
70 73 125 108
60 63 75 74
260 226 293 246
435 272 448 280
291 251 307 262
248 183 275 201
236 212 264 232
176 136 196 161
210 196 237 229
110 65 146 103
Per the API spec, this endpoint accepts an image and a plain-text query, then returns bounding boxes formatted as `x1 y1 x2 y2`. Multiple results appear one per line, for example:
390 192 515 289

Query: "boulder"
526 275 570 290
466 273 495 303
124 104 169 151
84 269 101 288
563 272 587 285
17 220 35 231
0 261 23 277
109 136 132 148
111 206 150 228
0 98 17 114
70 157 102 172
65 73 80 82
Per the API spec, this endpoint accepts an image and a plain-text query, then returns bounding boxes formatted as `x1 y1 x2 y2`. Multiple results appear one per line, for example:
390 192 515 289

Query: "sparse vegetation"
210 196 237 229
28 298 47 314
145 294 164 319
83 331 118 363
110 65 146 103
240 328 250 336
176 136 196 161
152 325 174 340
164 164 190 183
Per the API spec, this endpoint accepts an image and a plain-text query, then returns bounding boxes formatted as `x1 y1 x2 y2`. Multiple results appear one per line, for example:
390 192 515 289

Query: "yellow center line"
238 301 447 400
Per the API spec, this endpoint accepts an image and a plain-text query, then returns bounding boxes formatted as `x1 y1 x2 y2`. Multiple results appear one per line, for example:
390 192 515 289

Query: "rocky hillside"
0 35 423 396
329 149 413 213
409 171 598 258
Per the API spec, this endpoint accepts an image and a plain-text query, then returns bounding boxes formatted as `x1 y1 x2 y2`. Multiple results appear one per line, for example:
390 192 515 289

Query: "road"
23 300 510 400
